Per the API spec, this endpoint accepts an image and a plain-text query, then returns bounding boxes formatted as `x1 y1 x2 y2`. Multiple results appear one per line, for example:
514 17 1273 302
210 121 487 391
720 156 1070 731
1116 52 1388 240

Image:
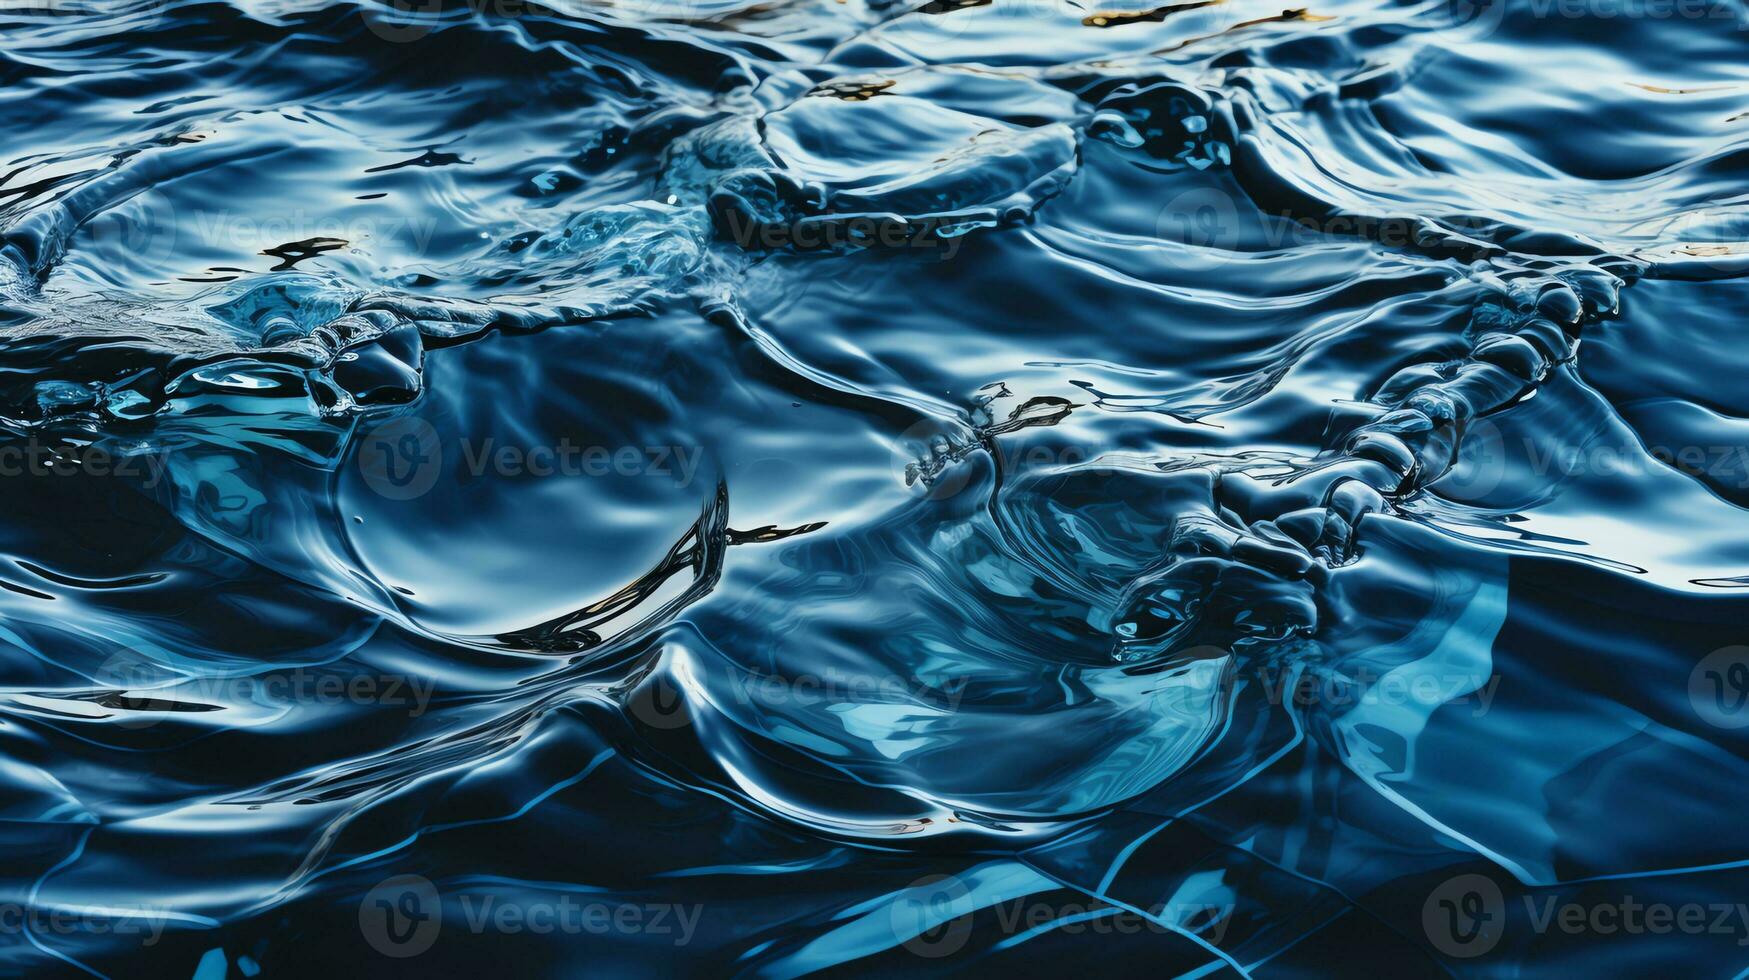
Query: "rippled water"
3 0 1749 974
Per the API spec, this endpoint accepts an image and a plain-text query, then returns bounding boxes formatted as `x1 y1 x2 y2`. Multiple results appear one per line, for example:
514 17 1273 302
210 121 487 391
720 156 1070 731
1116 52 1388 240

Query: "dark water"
2 0 1749 974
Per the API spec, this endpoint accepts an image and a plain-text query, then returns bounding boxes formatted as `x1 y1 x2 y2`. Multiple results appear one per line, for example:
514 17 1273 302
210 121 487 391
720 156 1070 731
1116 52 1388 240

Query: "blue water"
2 0 1749 975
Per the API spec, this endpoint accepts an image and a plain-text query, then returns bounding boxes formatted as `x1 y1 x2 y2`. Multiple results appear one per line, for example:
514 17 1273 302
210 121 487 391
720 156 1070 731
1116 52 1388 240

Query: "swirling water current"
2 0 1749 974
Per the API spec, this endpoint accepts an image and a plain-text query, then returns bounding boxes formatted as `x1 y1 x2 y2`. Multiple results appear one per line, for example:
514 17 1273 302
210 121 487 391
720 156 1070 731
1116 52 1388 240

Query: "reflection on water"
1 0 1748 973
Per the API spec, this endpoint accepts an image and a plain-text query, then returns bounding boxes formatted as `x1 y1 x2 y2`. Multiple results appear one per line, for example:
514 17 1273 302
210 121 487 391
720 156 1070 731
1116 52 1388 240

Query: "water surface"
2 0 1749 974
